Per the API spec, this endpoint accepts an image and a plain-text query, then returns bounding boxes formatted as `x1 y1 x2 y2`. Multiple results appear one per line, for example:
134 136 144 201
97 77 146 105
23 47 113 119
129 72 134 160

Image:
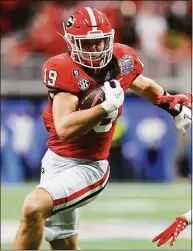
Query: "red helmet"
62 7 115 69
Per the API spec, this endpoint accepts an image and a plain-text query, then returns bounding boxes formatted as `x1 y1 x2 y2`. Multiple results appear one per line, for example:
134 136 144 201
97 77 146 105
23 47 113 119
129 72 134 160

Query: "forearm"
140 80 164 104
131 75 164 104
58 105 107 141
130 75 180 116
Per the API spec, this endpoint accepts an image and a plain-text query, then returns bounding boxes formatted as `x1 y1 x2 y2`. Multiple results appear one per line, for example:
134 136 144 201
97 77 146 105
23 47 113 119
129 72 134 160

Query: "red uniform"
42 43 143 160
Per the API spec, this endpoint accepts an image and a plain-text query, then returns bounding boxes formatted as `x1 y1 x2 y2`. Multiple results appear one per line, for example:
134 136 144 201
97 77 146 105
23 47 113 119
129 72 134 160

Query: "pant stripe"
52 182 107 215
53 164 110 207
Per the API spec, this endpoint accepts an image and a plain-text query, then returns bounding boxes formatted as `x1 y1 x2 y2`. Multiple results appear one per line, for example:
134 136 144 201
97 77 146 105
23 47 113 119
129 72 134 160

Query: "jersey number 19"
43 68 58 86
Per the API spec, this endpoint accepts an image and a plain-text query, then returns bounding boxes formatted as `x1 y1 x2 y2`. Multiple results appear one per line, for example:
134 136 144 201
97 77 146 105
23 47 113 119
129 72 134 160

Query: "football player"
13 7 192 250
152 210 192 247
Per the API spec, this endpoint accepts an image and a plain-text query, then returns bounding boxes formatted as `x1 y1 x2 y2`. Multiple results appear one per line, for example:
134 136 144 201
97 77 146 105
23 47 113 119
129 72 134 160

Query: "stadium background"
1 0 192 250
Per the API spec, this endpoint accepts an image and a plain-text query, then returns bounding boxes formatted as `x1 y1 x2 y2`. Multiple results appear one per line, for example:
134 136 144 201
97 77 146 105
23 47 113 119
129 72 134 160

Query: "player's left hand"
174 105 192 135
152 216 188 247
156 93 192 135
156 93 192 110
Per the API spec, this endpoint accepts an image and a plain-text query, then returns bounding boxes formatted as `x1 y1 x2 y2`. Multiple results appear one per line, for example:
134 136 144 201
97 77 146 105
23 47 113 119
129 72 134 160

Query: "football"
79 86 105 110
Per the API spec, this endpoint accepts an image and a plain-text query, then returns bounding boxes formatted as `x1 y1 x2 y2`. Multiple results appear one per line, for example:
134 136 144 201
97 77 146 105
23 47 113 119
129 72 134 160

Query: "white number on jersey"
43 68 57 86
93 109 119 133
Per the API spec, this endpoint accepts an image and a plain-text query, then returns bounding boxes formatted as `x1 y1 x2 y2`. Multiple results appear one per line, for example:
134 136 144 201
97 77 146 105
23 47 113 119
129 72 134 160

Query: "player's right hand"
152 216 188 247
100 80 124 113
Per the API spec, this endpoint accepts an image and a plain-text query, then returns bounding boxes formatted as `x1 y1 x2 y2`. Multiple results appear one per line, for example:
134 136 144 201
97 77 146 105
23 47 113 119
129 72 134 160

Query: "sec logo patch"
78 78 90 91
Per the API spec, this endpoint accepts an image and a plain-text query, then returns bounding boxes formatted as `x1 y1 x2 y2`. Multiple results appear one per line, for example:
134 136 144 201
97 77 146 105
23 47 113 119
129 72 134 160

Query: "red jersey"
41 43 143 160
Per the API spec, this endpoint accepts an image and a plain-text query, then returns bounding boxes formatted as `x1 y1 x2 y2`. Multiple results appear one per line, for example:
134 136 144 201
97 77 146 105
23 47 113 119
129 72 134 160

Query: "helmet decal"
66 15 75 29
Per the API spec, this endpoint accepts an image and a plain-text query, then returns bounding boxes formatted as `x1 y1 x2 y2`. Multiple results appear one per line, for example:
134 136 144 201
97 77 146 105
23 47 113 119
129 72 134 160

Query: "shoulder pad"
42 54 73 92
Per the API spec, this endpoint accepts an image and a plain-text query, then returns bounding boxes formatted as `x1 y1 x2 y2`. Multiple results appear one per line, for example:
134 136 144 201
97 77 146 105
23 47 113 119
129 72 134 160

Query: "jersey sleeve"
41 57 71 98
120 46 144 91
